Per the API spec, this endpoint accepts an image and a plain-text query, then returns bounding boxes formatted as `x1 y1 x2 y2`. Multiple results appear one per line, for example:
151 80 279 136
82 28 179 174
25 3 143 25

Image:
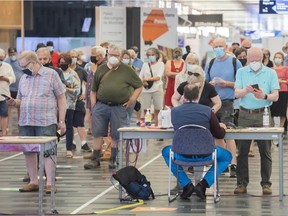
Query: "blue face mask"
214 47 225 58
10 56 17 62
122 59 130 65
148 55 156 63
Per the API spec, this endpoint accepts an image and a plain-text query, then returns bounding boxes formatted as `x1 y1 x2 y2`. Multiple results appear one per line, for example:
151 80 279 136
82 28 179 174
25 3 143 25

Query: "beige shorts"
141 90 164 110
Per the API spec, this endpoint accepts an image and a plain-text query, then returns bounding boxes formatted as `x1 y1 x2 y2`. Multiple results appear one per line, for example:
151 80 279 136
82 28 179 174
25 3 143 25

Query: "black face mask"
59 63 69 71
22 68 33 76
239 59 247 66
90 56 97 64
43 62 52 67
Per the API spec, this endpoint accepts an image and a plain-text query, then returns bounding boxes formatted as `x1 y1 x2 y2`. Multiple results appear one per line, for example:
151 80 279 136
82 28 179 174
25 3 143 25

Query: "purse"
145 64 154 89
134 100 141 111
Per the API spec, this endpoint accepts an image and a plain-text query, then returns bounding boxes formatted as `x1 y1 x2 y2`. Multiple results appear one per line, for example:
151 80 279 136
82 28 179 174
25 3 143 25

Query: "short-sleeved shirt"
177 81 218 107
4 58 24 92
92 63 143 104
235 65 280 109
205 55 242 100
17 66 66 126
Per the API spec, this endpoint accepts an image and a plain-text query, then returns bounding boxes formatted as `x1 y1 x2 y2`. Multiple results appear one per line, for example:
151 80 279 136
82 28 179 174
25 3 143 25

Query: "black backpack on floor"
112 166 155 200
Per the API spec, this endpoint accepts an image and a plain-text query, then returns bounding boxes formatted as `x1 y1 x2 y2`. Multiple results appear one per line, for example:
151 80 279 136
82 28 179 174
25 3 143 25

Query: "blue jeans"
162 145 232 187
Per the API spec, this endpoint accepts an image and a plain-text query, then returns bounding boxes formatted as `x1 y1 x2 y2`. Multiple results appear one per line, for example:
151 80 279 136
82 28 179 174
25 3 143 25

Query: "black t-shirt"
177 81 218 107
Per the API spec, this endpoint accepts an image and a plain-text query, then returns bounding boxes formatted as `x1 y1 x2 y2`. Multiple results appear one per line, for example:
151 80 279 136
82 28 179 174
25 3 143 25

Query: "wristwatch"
264 94 268 100
59 121 65 124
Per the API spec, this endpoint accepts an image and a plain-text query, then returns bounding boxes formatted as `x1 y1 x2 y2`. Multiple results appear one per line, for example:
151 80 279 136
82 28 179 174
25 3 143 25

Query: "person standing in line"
68 50 91 152
7 50 66 193
234 47 279 195
139 47 165 127
262 49 274 68
270 52 288 128
165 47 185 107
0 48 16 136
84 44 142 170
182 45 191 61
205 37 242 178
58 53 80 158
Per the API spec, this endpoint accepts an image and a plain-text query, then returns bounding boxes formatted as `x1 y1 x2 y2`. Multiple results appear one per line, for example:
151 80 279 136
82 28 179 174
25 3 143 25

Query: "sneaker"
230 164 237 178
187 166 194 173
248 150 255 157
84 160 100 169
262 185 272 195
19 184 39 192
81 143 92 152
224 167 229 173
180 182 194 199
234 184 247 194
72 144 77 151
45 185 57 194
194 182 206 199
136 121 140 127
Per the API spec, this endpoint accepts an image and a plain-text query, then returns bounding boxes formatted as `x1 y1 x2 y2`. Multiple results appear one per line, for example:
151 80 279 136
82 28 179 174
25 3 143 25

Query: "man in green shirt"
84 44 142 169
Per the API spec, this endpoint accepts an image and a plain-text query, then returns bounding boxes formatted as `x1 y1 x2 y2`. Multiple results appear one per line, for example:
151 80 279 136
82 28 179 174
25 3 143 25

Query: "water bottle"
263 106 269 127
145 109 152 126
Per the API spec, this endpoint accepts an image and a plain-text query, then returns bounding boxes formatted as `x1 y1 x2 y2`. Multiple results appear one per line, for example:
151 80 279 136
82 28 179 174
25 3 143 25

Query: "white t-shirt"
0 62 16 101
139 61 164 93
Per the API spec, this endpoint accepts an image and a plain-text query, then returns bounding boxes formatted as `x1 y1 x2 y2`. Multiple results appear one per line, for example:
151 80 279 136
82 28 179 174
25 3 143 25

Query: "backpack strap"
207 57 237 79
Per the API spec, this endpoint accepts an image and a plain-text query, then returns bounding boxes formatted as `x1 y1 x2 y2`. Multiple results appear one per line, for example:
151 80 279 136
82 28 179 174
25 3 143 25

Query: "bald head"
247 47 263 63
36 47 51 65
213 37 226 48
241 39 252 49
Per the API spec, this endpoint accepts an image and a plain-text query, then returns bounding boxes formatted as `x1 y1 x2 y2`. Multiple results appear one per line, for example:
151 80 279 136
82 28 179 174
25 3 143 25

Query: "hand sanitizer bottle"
263 106 269 127
145 109 152 126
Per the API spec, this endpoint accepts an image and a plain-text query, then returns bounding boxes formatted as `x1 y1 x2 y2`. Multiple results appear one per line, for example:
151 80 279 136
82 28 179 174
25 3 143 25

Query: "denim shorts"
0 100 8 117
92 102 128 140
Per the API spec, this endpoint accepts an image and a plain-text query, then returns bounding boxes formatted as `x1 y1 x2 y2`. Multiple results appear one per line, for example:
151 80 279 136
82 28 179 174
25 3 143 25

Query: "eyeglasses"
187 71 200 77
20 61 32 69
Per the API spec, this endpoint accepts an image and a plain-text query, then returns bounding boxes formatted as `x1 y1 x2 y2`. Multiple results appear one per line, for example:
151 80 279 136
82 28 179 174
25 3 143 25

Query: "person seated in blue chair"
162 84 232 200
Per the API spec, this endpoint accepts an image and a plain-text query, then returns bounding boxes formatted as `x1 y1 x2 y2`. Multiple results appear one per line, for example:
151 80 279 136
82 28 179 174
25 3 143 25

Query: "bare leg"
215 139 226 148
1 116 8 136
77 127 87 145
226 140 237 165
25 153 38 185
44 155 56 186
154 110 160 126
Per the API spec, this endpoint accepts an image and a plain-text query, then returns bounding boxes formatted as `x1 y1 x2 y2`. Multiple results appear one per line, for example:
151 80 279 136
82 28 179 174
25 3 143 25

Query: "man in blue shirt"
234 47 279 195
130 46 143 74
205 37 242 177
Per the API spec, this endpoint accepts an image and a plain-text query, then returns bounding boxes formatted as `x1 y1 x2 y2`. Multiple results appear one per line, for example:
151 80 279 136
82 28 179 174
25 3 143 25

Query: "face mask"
148 55 156 63
47 46 54 52
122 59 130 65
108 56 119 66
130 59 134 65
81 55 87 62
249 61 262 72
274 58 283 65
90 56 97 64
59 63 69 71
173 54 181 60
22 68 33 76
239 59 247 66
10 56 17 62
186 64 197 72
71 57 77 65
214 47 225 58
43 62 52 67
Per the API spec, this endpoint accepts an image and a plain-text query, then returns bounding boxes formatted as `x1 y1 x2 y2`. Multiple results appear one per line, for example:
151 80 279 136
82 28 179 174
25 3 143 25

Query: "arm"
57 93 67 135
210 95 222 113
123 87 142 109
165 60 178 78
0 66 16 84
90 90 97 108
210 111 226 139
171 91 182 107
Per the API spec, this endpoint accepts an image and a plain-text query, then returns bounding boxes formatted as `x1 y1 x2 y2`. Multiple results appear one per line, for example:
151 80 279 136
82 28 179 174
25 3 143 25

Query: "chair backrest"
172 124 215 156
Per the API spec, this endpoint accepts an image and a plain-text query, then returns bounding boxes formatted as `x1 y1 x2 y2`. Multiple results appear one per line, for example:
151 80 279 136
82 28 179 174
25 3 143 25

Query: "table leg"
119 133 123 199
50 144 56 212
39 145 44 215
278 134 283 201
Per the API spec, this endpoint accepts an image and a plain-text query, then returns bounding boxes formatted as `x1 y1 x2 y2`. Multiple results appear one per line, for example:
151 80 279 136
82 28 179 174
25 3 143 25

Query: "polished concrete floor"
0 108 288 215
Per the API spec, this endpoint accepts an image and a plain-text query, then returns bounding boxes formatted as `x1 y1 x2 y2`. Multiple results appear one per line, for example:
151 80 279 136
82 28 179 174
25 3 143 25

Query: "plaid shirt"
17 66 66 126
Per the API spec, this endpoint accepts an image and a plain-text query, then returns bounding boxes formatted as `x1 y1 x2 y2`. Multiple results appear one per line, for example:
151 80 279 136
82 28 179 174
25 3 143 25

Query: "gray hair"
36 47 51 57
108 44 121 55
19 50 38 63
185 53 200 65
96 46 106 57
0 48 5 57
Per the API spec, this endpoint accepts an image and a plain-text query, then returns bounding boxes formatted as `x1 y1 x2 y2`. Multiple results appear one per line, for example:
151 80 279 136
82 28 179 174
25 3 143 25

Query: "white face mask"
108 56 119 66
186 63 197 72
71 57 77 65
249 61 262 72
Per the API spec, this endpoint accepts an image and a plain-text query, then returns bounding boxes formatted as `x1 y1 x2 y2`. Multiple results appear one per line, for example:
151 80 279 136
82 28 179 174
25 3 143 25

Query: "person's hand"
123 98 136 109
209 80 216 86
218 81 227 87
0 76 8 82
219 122 227 130
57 122 66 136
253 88 265 99
6 98 16 106
79 94 86 100
245 84 255 93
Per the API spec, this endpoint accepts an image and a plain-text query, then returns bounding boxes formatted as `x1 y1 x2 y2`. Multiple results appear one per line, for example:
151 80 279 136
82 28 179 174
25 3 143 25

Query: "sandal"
66 151 73 158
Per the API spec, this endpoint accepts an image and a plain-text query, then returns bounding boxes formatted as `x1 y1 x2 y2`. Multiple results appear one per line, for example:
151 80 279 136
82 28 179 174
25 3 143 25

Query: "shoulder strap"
96 64 120 91
148 63 153 77
207 58 216 79
232 57 237 78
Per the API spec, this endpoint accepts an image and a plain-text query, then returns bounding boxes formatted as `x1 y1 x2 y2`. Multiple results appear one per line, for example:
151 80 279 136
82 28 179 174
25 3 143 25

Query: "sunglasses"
187 71 200 77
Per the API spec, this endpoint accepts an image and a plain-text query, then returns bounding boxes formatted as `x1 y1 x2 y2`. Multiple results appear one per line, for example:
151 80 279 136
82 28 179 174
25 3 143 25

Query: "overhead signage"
259 0 288 14
187 14 223 27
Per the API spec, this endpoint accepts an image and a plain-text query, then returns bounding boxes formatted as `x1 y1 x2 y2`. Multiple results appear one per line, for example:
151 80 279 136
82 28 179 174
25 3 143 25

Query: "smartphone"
251 84 259 90
0 94 11 100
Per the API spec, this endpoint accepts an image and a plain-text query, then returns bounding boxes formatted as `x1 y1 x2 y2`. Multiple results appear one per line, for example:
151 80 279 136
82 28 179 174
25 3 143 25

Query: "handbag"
145 64 154 89
134 100 141 111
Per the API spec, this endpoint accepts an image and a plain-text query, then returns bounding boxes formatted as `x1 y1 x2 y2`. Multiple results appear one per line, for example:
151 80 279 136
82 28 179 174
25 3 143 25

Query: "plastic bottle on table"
263 106 269 127
145 109 152 126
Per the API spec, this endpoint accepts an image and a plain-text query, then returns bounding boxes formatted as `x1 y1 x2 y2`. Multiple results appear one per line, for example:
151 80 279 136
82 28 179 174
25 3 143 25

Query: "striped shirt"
17 66 66 126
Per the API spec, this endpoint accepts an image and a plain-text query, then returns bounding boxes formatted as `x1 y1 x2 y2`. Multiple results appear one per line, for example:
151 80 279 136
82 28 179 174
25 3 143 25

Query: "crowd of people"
0 37 287 198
